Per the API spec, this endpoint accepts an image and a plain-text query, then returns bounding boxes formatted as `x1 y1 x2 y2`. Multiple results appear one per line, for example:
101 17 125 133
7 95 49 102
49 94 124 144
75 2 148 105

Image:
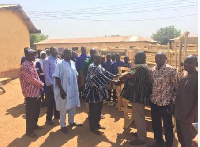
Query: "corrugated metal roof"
35 36 157 45
0 4 40 33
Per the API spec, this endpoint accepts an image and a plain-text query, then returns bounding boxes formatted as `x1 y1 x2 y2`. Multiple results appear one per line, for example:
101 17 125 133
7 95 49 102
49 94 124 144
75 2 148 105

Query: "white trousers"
60 106 76 128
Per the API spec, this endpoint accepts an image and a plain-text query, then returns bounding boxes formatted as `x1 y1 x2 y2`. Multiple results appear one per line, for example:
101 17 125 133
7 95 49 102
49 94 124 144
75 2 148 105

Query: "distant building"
35 36 157 55
0 4 40 78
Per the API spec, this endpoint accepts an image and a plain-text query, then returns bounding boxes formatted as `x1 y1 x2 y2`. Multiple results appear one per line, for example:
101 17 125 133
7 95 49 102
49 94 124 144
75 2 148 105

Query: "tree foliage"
30 33 48 48
151 26 181 45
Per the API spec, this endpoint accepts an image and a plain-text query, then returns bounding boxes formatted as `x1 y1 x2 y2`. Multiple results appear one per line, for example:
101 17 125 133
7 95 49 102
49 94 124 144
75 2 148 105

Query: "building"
35 36 157 55
0 4 40 78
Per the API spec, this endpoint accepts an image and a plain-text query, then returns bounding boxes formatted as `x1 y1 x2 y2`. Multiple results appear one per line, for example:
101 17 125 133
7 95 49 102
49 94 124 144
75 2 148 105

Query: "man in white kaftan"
53 49 80 133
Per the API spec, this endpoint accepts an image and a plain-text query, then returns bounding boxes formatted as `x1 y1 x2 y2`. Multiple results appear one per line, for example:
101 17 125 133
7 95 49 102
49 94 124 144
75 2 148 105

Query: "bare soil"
0 79 180 147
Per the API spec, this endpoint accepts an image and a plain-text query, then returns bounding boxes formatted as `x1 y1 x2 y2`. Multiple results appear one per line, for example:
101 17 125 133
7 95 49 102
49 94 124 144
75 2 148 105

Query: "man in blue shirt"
43 47 60 125
76 46 90 97
20 47 29 65
76 46 90 73
102 54 113 105
124 56 131 68
111 54 125 106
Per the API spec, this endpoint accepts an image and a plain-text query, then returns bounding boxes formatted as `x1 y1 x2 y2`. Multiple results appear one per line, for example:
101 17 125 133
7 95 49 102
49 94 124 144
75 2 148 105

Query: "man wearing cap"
19 48 44 138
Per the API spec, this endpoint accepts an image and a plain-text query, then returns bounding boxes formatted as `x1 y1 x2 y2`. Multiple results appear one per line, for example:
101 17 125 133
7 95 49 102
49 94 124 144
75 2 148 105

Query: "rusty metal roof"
35 36 157 45
0 4 40 33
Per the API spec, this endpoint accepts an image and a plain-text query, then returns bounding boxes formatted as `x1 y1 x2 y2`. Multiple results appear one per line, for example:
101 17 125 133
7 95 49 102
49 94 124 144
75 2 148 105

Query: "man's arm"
119 72 133 81
43 59 53 86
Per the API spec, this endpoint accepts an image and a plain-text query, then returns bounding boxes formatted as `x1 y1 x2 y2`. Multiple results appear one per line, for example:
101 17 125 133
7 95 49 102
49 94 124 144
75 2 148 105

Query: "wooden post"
178 38 182 72
175 42 178 68
184 31 190 58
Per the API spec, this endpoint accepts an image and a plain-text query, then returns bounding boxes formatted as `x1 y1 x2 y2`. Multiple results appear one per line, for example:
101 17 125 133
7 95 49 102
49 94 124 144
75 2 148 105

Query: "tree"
30 33 48 48
151 26 181 45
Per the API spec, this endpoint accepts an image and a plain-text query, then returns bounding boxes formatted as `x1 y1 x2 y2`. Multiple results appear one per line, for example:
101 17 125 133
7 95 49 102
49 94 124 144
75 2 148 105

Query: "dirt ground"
0 79 180 147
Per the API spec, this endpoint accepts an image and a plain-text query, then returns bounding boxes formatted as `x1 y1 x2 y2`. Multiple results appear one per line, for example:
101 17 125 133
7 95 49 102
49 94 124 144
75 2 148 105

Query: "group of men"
119 51 198 147
19 46 198 147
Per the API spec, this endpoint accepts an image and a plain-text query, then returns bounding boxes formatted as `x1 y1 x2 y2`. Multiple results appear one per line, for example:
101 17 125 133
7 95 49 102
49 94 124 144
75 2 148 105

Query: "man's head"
184 54 197 74
93 53 102 65
50 46 58 57
101 56 105 63
81 46 86 55
90 48 97 59
25 48 37 62
37 49 42 58
135 51 146 64
116 54 121 62
24 47 29 55
106 54 111 62
40 51 46 60
155 52 167 68
63 48 72 61
71 50 77 59
111 54 116 61
45 49 50 56
124 56 129 64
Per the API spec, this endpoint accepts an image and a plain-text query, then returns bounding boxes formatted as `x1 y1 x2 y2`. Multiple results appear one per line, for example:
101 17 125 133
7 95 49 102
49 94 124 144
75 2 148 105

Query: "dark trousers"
46 86 59 121
25 97 41 134
113 89 117 102
89 102 103 131
107 89 111 101
150 102 173 147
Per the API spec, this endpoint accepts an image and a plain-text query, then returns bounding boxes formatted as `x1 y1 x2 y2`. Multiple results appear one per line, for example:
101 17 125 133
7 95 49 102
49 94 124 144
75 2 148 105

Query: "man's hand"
113 73 121 78
111 80 121 86
60 88 67 99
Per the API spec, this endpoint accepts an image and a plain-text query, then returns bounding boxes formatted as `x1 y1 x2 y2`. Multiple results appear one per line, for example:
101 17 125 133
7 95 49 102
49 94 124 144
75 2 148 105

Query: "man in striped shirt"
19 48 44 138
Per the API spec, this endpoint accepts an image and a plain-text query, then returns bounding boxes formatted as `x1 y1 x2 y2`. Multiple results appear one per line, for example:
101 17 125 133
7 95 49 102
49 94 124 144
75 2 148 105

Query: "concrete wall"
0 10 30 78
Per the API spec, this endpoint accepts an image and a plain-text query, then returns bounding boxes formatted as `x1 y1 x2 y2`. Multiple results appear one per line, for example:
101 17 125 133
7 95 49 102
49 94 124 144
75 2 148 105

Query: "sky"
0 0 198 39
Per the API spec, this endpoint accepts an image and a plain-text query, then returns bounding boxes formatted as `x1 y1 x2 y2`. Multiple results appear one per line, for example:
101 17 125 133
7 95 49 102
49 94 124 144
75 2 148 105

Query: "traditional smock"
53 60 80 111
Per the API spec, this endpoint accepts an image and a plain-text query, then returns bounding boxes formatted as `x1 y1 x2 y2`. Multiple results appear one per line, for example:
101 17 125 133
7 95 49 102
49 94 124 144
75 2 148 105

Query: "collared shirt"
111 61 125 75
174 70 198 122
121 64 152 106
76 54 90 72
19 60 44 98
82 58 93 76
85 63 114 103
102 61 113 73
43 55 59 86
150 64 178 106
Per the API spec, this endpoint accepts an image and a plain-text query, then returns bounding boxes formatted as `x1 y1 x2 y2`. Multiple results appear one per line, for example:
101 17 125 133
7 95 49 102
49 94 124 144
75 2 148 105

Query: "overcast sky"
1 0 198 39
